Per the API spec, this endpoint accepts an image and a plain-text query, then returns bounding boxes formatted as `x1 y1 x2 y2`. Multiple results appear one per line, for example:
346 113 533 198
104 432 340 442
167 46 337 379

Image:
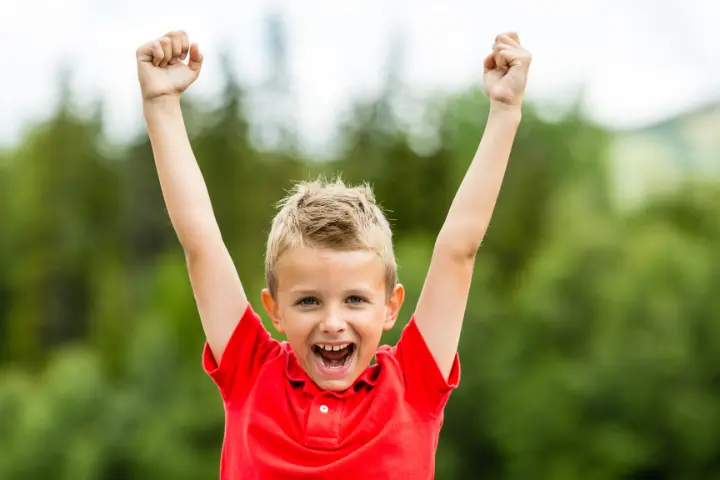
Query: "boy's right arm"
137 31 248 365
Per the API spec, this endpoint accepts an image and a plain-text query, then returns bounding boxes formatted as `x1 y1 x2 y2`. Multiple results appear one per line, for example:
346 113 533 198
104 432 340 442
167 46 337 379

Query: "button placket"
305 395 343 449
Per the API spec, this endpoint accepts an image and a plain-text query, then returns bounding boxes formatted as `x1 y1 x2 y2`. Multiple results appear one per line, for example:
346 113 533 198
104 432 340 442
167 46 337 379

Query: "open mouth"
312 343 357 370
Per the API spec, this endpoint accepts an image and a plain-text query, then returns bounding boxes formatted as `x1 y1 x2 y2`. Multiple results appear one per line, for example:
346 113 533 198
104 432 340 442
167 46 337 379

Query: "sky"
1 0 718 154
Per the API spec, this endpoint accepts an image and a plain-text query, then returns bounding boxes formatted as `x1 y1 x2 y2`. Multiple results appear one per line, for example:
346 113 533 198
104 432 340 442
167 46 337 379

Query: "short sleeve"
392 316 460 417
202 304 282 402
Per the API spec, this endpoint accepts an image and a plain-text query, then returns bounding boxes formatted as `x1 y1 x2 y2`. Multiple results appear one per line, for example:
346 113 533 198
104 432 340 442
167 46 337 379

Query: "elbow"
434 228 483 262
178 224 224 258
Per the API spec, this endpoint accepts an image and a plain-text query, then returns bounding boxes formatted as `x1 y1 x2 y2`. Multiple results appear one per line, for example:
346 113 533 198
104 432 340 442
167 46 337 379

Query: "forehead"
274 247 385 293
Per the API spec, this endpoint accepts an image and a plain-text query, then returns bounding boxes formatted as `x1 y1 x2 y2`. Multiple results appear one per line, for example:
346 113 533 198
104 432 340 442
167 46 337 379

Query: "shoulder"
373 343 404 382
376 318 461 416
376 343 400 365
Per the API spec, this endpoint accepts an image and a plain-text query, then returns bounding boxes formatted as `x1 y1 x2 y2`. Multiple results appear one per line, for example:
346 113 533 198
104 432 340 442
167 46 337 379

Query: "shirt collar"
283 342 381 398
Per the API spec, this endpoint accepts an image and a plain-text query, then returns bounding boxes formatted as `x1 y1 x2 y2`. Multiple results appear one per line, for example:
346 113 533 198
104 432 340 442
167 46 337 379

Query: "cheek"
278 309 316 343
351 305 388 338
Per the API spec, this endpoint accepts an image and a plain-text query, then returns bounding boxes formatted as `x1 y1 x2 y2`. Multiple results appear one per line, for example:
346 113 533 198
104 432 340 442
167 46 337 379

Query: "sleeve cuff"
201 304 272 399
402 317 461 393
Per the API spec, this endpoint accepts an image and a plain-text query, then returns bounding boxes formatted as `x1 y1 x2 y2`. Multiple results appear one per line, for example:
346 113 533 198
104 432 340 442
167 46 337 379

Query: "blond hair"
265 176 397 297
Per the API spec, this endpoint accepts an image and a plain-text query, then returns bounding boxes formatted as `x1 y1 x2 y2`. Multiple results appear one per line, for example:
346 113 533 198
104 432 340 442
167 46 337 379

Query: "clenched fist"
483 32 531 108
136 30 203 102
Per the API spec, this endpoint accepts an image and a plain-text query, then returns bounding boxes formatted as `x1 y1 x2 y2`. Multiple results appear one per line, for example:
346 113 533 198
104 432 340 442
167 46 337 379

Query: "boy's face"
261 246 404 391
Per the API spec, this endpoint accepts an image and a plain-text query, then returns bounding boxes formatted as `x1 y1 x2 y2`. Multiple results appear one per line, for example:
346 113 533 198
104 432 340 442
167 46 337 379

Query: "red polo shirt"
202 304 460 479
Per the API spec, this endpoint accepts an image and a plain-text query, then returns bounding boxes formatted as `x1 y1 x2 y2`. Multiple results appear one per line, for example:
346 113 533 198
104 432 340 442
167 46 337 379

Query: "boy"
136 30 530 479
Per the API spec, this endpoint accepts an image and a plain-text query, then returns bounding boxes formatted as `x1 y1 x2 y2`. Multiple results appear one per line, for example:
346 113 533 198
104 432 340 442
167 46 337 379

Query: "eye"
295 296 319 306
346 295 367 305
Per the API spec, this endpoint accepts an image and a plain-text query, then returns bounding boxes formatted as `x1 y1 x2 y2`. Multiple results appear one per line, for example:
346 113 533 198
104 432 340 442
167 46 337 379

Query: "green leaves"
1 63 718 479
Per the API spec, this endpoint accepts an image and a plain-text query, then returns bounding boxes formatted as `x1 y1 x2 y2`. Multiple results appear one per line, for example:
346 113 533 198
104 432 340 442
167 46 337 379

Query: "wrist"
488 101 522 127
143 94 182 116
489 100 522 115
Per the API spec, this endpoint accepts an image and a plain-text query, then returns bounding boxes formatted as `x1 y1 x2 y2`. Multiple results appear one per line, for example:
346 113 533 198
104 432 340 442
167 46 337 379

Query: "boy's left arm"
414 32 532 380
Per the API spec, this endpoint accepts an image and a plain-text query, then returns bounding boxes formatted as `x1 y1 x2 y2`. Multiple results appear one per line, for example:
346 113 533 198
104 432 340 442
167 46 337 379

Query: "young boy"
136 30 531 479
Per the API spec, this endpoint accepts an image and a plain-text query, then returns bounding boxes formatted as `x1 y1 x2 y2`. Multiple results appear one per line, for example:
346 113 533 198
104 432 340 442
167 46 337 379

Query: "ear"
383 283 405 331
261 288 285 334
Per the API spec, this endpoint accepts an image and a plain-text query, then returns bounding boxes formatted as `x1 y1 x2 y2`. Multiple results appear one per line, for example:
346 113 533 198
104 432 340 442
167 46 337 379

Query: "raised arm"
137 31 247 364
414 32 531 379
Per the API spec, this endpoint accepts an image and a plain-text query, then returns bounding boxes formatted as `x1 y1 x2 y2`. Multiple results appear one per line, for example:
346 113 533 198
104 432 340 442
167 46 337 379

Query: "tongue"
319 348 348 361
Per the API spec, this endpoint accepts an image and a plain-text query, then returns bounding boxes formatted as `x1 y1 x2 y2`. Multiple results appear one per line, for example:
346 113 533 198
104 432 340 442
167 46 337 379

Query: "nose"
320 311 347 335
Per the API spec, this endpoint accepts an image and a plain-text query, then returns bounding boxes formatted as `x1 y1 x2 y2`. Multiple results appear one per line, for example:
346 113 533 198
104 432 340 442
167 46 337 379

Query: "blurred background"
1 0 719 478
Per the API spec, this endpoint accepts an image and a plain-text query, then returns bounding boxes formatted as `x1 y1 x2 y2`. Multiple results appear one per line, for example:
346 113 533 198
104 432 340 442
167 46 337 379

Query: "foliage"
1 63 719 479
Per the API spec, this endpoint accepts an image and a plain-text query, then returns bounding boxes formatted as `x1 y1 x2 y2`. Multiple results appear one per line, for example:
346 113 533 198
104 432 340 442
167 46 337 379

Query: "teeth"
317 343 350 351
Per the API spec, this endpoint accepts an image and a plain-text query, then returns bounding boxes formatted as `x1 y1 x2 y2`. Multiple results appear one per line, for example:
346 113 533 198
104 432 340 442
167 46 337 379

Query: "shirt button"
320 405 329 413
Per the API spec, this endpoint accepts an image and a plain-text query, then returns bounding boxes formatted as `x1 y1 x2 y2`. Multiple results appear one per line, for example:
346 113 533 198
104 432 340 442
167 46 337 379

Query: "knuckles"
137 31 191 64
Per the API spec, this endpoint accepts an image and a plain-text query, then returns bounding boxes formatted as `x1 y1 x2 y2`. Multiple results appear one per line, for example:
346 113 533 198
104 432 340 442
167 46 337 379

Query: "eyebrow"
288 287 376 297
288 289 320 296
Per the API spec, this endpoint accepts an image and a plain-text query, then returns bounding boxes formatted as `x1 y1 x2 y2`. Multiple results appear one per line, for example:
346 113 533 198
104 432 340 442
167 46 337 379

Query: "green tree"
1 57 719 480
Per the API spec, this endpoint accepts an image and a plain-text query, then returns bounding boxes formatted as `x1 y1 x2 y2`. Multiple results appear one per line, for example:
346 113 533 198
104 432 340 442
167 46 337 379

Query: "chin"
314 376 356 392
